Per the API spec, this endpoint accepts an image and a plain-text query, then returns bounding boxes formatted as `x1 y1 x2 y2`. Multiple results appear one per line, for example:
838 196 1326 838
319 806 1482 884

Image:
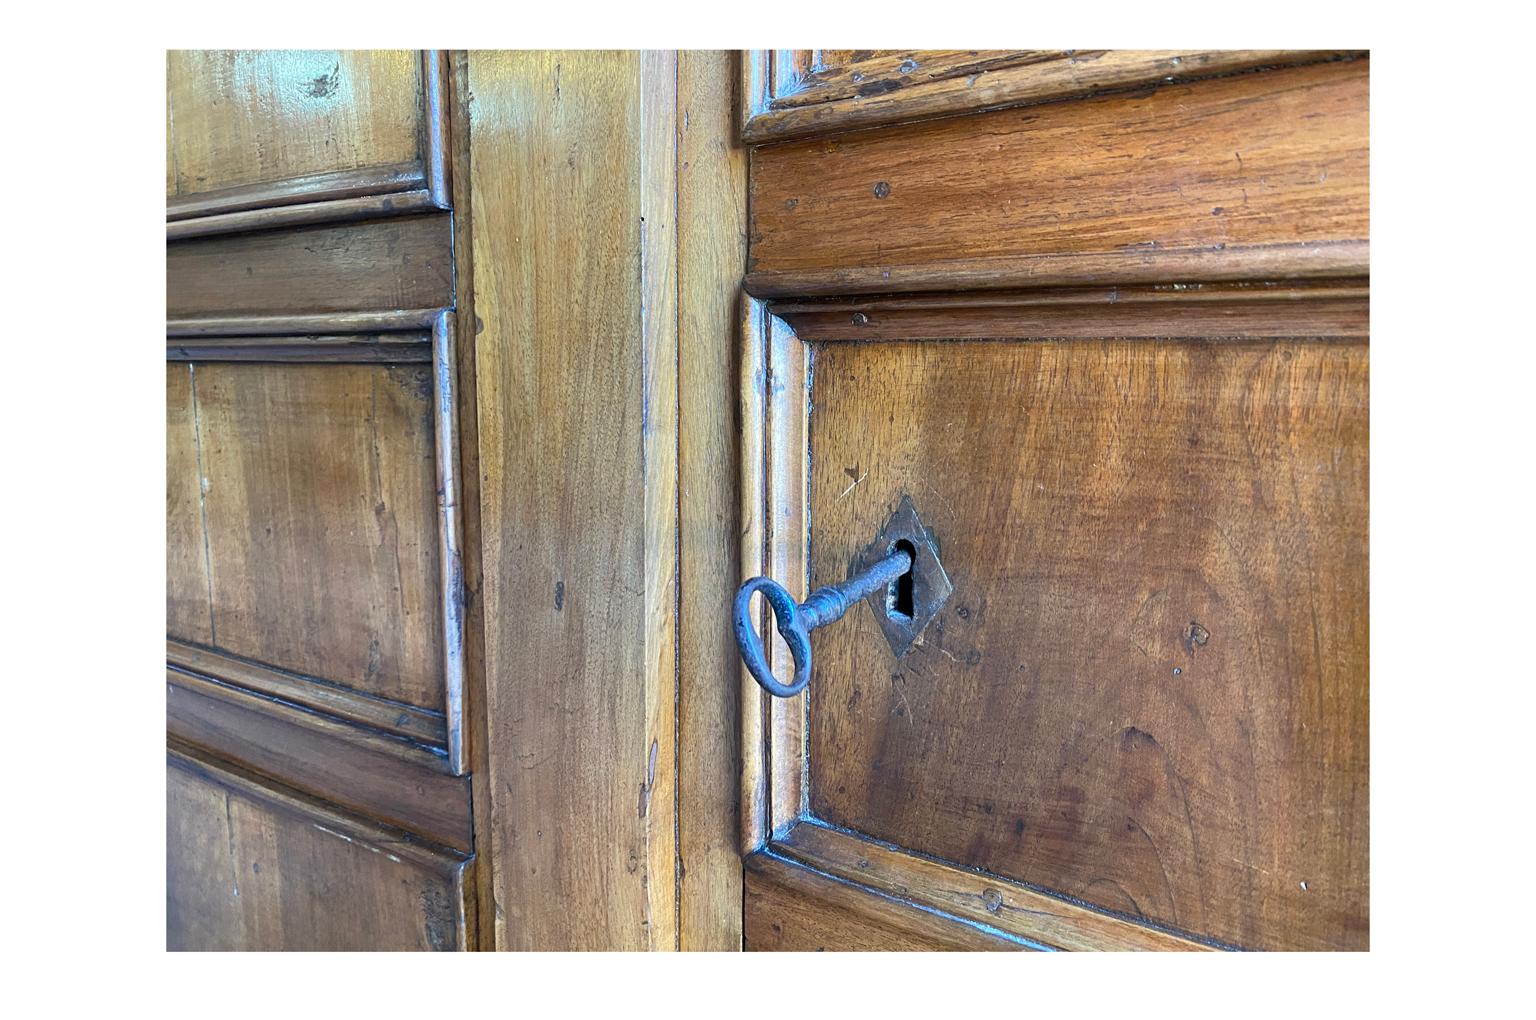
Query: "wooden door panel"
167 751 472 951
741 51 1368 952
167 50 423 200
166 361 443 711
166 50 476 952
805 337 1368 951
748 58 1369 296
166 214 453 327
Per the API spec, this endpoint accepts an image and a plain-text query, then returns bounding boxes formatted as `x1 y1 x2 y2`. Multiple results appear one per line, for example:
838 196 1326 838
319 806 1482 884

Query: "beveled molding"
167 51 451 240
166 311 470 775
167 669 474 852
741 49 1364 144
167 331 434 362
769 279 1371 342
762 819 1225 952
738 295 1238 952
168 639 448 747
167 744 474 882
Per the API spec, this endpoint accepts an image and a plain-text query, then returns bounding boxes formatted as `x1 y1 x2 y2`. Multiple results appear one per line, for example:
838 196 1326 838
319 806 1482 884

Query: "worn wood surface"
772 282 1370 342
167 50 423 198
744 852 1026 951
166 362 443 710
447 48 497 952
167 214 452 321
167 163 424 221
676 50 750 951
468 50 679 951
167 749 472 951
167 333 434 363
776 820 1218 951
166 50 478 954
167 365 214 645
742 50 1359 143
766 314 810 838
167 671 472 851
748 59 1368 297
169 639 447 748
804 337 1368 951
738 299 770 855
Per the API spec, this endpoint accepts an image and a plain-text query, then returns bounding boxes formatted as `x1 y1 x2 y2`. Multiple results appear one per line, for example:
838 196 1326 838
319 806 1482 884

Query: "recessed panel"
806 339 1368 950
167 50 423 198
166 362 442 709
167 754 469 951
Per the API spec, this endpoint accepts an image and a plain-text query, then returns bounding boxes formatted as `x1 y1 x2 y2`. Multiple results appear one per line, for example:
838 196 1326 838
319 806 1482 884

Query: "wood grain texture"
168 362 444 710
804 338 1368 951
167 749 472 951
166 214 452 321
744 852 1028 951
168 671 472 852
167 162 425 221
775 820 1218 951
430 311 469 774
167 50 423 198
168 364 214 645
738 299 770 855
748 59 1368 297
468 50 678 951
676 50 749 950
167 333 433 363
742 50 1359 143
772 282 1370 342
766 313 810 838
447 47 498 952
169 638 447 748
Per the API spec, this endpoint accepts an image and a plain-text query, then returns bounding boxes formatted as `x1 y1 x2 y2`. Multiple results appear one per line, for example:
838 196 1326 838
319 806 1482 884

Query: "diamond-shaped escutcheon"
851 495 953 659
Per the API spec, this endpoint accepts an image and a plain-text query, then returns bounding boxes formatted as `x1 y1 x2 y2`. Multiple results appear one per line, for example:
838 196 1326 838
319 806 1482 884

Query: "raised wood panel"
742 50 1359 143
166 362 443 711
167 50 423 199
167 671 471 852
747 59 1368 296
167 750 472 951
166 214 452 322
744 852 1027 951
804 337 1368 951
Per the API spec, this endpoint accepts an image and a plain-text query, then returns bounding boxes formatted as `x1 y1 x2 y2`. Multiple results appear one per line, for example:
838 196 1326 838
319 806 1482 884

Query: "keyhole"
888 540 917 621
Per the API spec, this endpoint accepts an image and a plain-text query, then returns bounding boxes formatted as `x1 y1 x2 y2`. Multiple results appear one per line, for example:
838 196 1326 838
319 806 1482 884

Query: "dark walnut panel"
167 751 472 951
748 59 1368 296
166 213 452 323
165 362 443 710
805 339 1368 951
167 50 424 199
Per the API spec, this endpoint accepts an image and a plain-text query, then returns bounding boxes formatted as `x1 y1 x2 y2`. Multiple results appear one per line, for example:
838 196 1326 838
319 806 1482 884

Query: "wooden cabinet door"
165 51 477 950
738 50 1368 951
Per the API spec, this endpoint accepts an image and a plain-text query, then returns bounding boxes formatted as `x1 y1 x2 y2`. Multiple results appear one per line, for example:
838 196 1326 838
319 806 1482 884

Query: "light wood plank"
468 50 679 951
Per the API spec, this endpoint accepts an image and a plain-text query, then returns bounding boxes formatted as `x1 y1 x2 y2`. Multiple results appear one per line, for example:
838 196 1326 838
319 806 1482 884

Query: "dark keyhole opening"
888 539 917 621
